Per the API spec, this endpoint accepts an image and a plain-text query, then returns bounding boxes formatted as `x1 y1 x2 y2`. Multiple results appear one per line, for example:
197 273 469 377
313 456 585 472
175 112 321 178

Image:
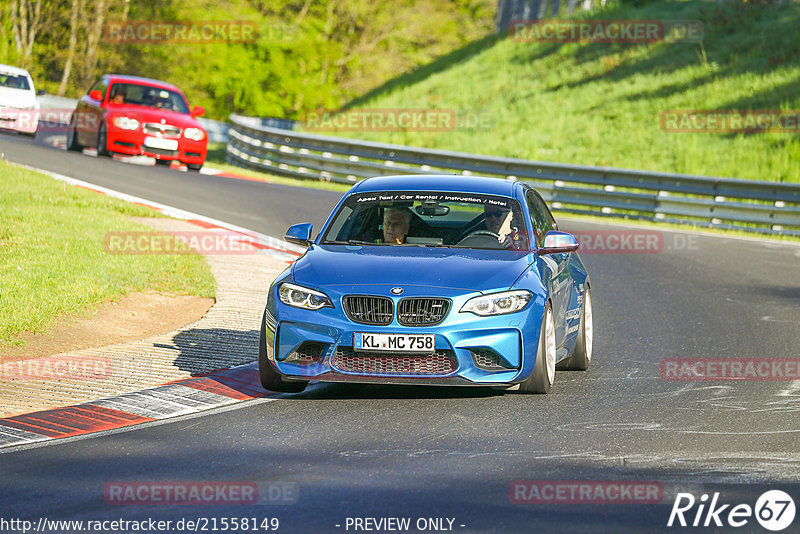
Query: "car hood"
292 244 534 293
0 88 36 109
105 105 203 129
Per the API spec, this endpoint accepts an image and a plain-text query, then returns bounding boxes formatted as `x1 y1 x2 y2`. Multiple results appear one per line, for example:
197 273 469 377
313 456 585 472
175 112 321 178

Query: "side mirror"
36 89 47 96
191 105 205 117
89 89 103 101
538 231 579 255
285 223 313 247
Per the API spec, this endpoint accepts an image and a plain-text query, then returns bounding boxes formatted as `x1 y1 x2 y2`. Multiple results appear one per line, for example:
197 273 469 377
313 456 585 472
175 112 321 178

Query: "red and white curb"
0 363 270 448
12 162 305 263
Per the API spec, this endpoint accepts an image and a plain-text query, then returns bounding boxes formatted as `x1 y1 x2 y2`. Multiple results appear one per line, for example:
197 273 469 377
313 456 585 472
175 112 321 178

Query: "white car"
0 64 39 136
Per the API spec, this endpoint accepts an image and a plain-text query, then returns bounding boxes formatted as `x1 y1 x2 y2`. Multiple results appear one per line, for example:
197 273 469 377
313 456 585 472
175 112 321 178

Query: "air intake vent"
143 123 181 137
331 347 457 376
284 341 325 365
470 348 515 371
343 296 393 325
398 298 451 326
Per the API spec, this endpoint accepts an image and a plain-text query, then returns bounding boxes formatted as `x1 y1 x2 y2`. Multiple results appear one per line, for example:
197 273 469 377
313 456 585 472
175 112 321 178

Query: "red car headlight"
112 116 139 131
183 127 205 141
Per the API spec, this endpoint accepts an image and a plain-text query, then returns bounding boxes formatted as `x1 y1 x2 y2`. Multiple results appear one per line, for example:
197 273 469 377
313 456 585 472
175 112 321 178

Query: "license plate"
143 136 178 150
354 333 435 353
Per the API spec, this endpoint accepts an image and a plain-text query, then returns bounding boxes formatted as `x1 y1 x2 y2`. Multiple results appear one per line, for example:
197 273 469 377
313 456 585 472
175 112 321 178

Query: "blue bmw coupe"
259 175 592 394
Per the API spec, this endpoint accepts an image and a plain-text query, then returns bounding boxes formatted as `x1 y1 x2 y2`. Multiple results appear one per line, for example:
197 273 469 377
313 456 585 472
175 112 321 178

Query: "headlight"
278 282 333 310
460 290 532 316
112 116 139 130
183 127 205 141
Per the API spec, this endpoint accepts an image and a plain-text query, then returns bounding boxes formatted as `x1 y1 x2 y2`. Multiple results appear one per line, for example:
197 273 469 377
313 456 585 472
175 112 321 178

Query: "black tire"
518 304 556 394
558 286 593 371
66 119 82 151
186 163 203 172
96 122 109 157
258 310 307 393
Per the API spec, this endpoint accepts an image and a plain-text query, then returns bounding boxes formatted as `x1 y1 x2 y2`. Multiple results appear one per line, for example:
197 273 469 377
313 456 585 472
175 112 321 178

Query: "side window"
526 191 556 247
536 191 558 233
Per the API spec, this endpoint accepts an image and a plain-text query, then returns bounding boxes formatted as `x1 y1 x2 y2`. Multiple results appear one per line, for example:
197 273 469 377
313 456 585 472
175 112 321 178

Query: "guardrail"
226 113 800 236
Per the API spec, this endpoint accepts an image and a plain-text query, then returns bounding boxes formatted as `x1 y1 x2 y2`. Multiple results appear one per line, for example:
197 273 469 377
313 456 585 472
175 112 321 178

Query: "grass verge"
312 1 800 183
0 160 216 348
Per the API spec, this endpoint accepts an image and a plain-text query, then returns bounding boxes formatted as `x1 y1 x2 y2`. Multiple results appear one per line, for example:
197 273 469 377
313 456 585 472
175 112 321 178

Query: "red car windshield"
108 82 190 114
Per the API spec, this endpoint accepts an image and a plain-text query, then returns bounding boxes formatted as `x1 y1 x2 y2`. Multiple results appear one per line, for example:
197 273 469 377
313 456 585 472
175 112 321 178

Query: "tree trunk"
81 0 108 89
10 0 44 66
58 0 85 96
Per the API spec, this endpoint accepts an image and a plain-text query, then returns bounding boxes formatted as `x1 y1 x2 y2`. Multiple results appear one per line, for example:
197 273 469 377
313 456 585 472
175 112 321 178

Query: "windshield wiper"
323 239 375 245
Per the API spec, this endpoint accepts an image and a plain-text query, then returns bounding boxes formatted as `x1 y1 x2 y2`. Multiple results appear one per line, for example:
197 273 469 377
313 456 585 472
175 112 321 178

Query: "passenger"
381 207 412 244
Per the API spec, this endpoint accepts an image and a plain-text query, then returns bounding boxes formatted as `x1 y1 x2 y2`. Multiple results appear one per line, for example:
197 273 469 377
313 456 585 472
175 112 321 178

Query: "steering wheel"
467 230 500 239
456 230 504 248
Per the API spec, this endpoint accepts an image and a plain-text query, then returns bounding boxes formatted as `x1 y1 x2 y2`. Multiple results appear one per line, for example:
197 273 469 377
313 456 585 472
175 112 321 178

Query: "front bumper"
0 108 38 134
264 290 546 387
107 130 207 163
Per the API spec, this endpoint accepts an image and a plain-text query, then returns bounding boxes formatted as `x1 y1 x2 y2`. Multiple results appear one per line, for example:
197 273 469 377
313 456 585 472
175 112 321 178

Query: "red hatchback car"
67 74 208 170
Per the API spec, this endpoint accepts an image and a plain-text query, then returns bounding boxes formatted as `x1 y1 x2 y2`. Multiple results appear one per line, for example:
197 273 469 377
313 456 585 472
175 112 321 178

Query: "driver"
483 205 511 234
110 87 126 104
483 204 518 248
381 207 412 244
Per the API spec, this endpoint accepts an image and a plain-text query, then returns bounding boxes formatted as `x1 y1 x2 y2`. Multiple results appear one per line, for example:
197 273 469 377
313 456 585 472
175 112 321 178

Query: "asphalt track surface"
1 131 799 533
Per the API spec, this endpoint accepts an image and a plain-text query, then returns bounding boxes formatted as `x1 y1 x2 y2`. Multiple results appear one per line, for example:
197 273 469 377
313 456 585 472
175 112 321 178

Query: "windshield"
0 73 31 91
321 191 530 251
107 82 190 113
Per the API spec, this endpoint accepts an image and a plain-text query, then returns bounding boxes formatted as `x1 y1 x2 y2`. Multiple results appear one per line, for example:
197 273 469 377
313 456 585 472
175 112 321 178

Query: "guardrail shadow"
156 327 259 376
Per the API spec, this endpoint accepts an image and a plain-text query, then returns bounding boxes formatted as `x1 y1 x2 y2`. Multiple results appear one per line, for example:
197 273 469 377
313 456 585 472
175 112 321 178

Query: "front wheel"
258 310 307 393
559 286 593 371
518 305 556 394
96 122 110 157
66 119 82 151
186 163 203 172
